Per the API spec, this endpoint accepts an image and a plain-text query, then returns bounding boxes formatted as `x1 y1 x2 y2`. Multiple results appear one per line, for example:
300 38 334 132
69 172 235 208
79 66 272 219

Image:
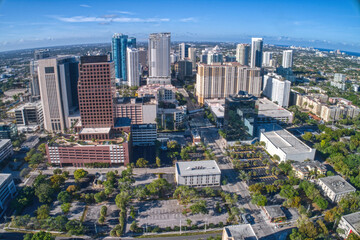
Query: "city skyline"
0 0 360 52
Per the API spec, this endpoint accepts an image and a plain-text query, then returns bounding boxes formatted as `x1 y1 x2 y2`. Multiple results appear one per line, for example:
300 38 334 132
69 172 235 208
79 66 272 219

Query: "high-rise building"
207 45 223 64
331 73 346 90
224 91 258 140
236 44 250 65
282 50 293 68
263 73 291 107
34 49 50 60
112 33 128 82
188 47 196 69
138 48 147 69
196 63 262 104
262 52 273 67
148 32 171 78
179 43 190 60
127 37 136 48
78 56 115 129
126 48 140 87
38 56 79 133
176 60 193 80
250 38 263 68
170 53 179 64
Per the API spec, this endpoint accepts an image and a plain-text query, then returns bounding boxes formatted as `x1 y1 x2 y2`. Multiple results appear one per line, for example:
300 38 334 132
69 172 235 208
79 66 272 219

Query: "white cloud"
112 11 134 15
55 16 170 23
80 4 91 8
179 17 197 22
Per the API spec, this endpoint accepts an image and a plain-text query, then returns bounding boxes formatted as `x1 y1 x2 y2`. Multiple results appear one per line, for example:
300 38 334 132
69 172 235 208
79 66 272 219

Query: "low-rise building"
0 139 13 163
175 160 221 187
191 129 201 145
204 99 225 128
263 205 286 223
0 174 17 217
258 98 293 124
337 211 360 239
157 106 186 130
11 101 44 127
291 161 327 179
0 122 18 140
259 124 316 162
131 123 157 146
137 84 177 103
317 175 356 202
222 224 258 240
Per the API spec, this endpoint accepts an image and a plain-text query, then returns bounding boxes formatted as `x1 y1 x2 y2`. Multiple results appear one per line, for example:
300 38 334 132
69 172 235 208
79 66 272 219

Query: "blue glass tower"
112 33 128 81
127 37 136 48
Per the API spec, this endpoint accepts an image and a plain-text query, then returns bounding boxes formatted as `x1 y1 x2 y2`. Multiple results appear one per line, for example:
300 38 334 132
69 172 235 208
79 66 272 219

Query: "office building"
127 37 136 48
148 33 171 83
257 98 293 124
259 124 316 162
11 101 44 132
317 175 356 202
126 48 140 87
157 106 186 130
0 122 18 140
282 50 293 68
262 52 273 67
114 97 157 124
262 73 291 107
30 60 40 98
137 84 176 103
196 63 262 104
0 174 16 217
0 139 13 163
138 48 147 69
204 99 225 128
78 56 115 129
112 33 128 82
236 44 250 65
250 38 263 68
175 160 221 187
179 43 190 60
225 55 236 62
224 91 258 140
338 212 360 239
131 123 157 146
176 60 193 80
222 224 257 240
188 47 196 69
170 53 179 64
34 49 50 60
38 56 79 133
291 161 327 180
207 51 223 65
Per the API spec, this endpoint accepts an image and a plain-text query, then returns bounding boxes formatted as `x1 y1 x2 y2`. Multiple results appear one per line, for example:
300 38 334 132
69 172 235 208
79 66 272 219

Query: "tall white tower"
236 44 250 65
148 33 171 78
127 48 140 87
250 38 263 68
282 50 293 68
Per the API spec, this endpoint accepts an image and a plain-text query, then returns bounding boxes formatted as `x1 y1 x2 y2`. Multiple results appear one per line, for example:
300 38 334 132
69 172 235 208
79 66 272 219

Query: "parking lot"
134 198 228 229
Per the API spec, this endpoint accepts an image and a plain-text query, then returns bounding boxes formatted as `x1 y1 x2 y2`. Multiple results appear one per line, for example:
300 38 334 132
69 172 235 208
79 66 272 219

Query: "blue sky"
0 0 360 52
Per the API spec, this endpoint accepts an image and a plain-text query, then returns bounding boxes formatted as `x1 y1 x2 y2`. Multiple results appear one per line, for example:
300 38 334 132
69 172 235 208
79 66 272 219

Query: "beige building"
337 212 360 239
188 47 197 69
137 84 176 103
196 63 261 105
38 56 79 133
317 175 356 202
291 161 327 179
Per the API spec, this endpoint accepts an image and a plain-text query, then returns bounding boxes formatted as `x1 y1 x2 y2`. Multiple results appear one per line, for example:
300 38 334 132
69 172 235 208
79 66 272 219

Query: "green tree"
251 193 267 206
73 169 88 182
37 143 47 154
279 185 298 199
57 191 71 203
136 158 148 168
65 220 84 235
94 191 107 203
190 200 208 214
35 183 54 203
173 185 198 205
36 205 50 219
130 221 138 232
100 206 107 216
61 203 71 214
23 231 55 240
115 191 131 209
146 178 171 198
155 157 161 167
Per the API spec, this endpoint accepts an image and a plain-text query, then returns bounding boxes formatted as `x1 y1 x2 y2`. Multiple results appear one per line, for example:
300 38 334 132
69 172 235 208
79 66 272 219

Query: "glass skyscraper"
112 33 128 82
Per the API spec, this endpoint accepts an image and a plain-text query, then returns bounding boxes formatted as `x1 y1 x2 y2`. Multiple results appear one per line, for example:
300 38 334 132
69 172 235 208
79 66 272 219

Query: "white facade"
0 174 16 217
0 139 13 163
126 48 140 87
148 33 171 78
179 43 189 60
236 44 250 65
338 212 360 239
262 52 273 67
262 73 291 108
317 176 356 202
188 47 197 69
282 50 293 68
260 126 316 162
175 160 221 187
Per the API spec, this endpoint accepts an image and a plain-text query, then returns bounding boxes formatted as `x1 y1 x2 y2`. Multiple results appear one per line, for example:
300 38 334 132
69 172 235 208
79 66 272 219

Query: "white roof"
258 98 293 119
80 127 111 134
176 160 221 177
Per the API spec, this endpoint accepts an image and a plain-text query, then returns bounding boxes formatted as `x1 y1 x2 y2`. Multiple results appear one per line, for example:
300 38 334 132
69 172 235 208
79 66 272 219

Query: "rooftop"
258 98 293 119
209 104 225 118
0 174 12 187
264 205 286 219
260 125 313 155
176 160 221 177
0 139 11 149
342 212 360 234
223 224 257 240
292 160 327 173
80 127 111 135
318 175 356 194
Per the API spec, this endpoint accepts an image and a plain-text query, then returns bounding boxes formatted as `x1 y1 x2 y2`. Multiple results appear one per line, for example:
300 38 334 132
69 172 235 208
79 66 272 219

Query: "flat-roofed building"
317 175 356 202
222 224 258 240
259 124 316 162
263 205 286 223
0 122 18 140
0 139 13 163
204 99 225 128
337 211 360 239
131 123 157 146
0 174 16 217
137 84 176 103
175 160 221 187
258 98 293 124
291 161 327 179
10 101 44 130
